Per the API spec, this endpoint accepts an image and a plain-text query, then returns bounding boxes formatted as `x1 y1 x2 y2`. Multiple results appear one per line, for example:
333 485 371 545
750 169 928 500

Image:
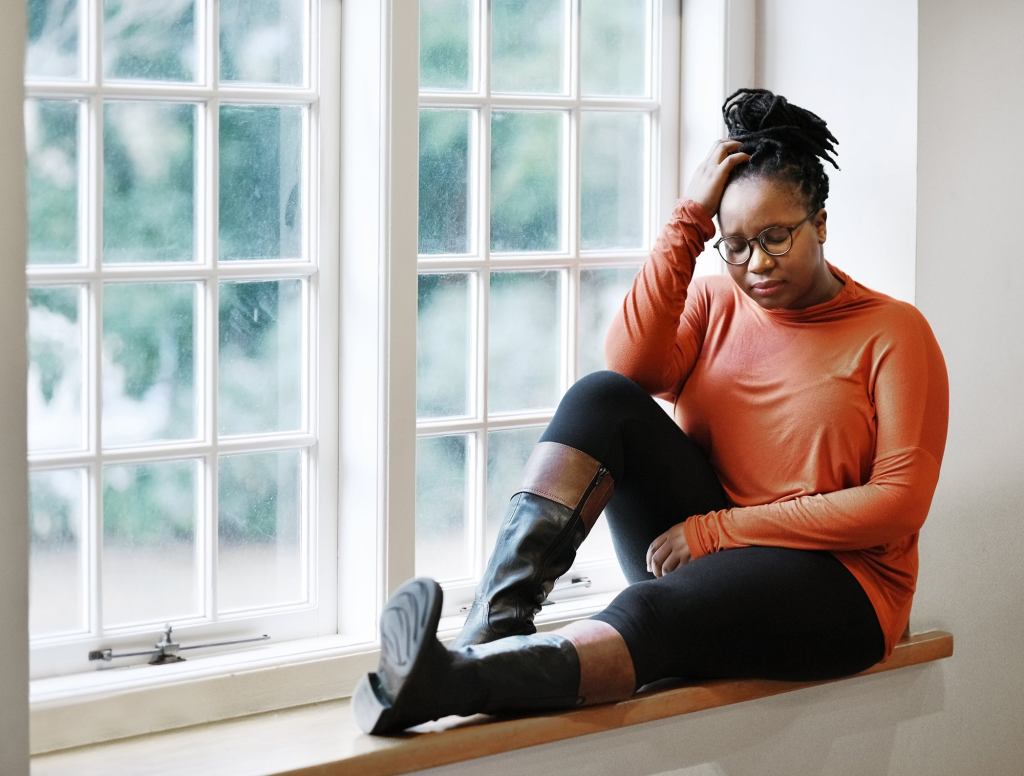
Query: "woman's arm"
605 140 749 395
680 308 950 558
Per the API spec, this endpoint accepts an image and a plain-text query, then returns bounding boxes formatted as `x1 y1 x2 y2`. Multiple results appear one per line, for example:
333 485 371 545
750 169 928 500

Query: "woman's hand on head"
646 523 693 578
685 138 750 218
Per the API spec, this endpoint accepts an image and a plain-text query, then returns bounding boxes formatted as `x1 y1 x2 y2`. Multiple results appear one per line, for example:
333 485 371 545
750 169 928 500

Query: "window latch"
88 624 271 665
456 575 593 615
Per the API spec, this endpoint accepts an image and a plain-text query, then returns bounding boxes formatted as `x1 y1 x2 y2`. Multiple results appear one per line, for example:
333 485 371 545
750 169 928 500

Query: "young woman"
353 88 949 735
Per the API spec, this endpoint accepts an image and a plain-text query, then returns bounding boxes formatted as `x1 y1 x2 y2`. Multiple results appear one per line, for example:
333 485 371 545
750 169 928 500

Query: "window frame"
29 0 754 754
412 0 680 616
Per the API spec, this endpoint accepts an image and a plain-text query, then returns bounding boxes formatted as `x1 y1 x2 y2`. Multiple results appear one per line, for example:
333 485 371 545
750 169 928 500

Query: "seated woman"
354 88 949 735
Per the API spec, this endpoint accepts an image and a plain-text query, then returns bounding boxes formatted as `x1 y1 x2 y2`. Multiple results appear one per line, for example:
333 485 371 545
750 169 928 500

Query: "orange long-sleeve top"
605 199 949 657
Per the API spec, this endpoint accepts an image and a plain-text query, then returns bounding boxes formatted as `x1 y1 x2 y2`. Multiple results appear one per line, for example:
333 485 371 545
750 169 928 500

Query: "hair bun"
722 88 839 170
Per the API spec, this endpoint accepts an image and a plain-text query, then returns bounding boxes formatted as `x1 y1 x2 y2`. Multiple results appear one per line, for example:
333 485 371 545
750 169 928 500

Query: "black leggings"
539 371 885 688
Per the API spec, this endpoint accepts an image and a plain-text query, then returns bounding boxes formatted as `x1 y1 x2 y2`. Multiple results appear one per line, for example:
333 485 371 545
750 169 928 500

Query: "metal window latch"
88 624 271 665
456 575 593 615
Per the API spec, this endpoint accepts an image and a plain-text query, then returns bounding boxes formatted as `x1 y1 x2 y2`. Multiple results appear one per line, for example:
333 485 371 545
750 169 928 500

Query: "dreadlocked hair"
722 88 839 213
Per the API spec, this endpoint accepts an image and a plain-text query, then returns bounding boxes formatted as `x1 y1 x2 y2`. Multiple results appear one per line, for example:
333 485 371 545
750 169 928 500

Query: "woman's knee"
558 370 650 417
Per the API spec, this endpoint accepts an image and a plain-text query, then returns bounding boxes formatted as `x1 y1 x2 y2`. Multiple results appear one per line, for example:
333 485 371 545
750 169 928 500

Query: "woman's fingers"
686 138 750 217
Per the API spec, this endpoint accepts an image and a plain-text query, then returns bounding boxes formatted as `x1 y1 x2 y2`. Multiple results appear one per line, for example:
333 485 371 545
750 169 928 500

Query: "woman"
353 88 949 735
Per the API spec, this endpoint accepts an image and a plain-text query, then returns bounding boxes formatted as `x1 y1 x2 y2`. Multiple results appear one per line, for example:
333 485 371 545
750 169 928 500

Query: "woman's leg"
456 370 728 646
354 579 636 735
591 546 886 685
540 370 730 582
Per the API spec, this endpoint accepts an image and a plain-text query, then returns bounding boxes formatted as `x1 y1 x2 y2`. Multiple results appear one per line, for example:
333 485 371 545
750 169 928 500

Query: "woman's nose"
747 243 776 274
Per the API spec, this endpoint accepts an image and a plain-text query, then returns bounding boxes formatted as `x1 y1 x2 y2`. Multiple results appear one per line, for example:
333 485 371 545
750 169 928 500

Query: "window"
414 0 679 612
26 0 705 751
24 0 338 679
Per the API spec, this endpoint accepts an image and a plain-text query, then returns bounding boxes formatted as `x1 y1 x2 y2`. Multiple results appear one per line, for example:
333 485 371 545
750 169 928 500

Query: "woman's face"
717 176 838 311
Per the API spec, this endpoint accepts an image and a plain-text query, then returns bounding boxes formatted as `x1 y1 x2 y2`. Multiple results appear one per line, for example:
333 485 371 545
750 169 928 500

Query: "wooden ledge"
32 631 953 776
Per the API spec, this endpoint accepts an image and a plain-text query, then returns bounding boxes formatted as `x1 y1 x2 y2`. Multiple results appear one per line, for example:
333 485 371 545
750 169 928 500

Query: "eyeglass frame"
713 212 817 266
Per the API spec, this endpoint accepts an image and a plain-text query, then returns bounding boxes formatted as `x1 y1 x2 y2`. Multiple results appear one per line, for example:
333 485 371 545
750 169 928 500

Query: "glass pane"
103 282 196 446
218 451 303 610
104 0 196 82
29 468 85 637
26 99 79 265
575 511 618 564
104 101 195 263
581 112 646 250
580 0 648 97
419 0 473 91
220 0 304 85
488 271 561 413
416 435 470 581
417 273 472 419
419 110 471 255
491 0 566 94
579 267 638 377
28 286 84 452
103 460 198 626
490 111 563 253
26 0 80 79
219 280 302 435
485 426 542 551
219 105 303 261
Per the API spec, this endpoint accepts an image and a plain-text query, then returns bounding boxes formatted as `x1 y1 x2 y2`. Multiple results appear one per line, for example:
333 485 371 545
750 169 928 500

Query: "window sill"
32 631 953 775
29 590 620 755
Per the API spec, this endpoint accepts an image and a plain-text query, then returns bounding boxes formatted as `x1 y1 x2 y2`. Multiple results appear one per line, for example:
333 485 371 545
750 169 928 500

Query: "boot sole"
354 577 443 735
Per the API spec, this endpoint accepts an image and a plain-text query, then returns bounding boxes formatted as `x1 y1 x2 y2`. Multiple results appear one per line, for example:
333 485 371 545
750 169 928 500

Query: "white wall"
0 4 29 775
912 0 1024 772
756 0 919 303
425 1 1024 773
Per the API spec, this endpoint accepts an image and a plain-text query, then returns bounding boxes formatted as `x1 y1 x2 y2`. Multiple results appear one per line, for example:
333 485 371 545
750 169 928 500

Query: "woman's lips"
751 280 784 297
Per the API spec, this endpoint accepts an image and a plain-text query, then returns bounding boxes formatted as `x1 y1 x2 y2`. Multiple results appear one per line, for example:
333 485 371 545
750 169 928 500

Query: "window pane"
581 112 646 250
488 271 562 413
26 0 80 80
420 0 473 91
103 459 199 627
419 109 472 255
579 267 638 377
416 435 470 581
418 273 472 419
28 286 84 452
580 0 648 97
30 468 85 637
218 451 303 611
491 0 566 94
220 0 304 85
490 111 563 253
219 280 303 435
102 282 196 446
485 426 542 551
26 99 79 265
219 105 303 261
104 101 195 263
103 0 196 82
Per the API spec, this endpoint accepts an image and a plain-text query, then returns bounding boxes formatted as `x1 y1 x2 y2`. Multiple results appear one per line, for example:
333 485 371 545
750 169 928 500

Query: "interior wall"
912 0 1024 772
755 0 919 303
426 1 1024 773
0 4 29 775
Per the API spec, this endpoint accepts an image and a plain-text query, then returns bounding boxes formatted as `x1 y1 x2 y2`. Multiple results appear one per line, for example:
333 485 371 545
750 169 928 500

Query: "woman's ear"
815 208 828 243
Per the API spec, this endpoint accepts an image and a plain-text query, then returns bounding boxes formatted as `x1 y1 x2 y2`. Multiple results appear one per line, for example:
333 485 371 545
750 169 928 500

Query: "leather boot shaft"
453 442 613 648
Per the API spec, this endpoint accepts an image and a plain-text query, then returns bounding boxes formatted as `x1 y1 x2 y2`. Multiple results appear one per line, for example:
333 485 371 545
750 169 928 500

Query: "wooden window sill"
32 630 953 776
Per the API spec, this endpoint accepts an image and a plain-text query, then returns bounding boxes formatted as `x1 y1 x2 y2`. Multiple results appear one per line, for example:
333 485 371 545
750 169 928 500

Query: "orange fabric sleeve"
604 199 716 397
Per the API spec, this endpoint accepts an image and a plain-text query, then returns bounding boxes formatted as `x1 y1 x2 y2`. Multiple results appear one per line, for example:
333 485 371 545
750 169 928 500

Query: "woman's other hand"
646 523 693 577
685 139 750 217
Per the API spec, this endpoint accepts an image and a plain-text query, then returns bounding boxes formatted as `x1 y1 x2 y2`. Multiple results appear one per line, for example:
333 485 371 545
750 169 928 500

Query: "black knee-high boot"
452 442 614 648
354 578 584 735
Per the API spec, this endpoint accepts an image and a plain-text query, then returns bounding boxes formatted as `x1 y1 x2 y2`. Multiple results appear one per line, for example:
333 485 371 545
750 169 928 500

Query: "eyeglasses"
713 214 815 266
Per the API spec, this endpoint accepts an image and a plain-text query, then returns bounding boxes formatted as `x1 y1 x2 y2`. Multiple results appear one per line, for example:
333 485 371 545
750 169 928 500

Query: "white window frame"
29 0 753 755
412 0 679 617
